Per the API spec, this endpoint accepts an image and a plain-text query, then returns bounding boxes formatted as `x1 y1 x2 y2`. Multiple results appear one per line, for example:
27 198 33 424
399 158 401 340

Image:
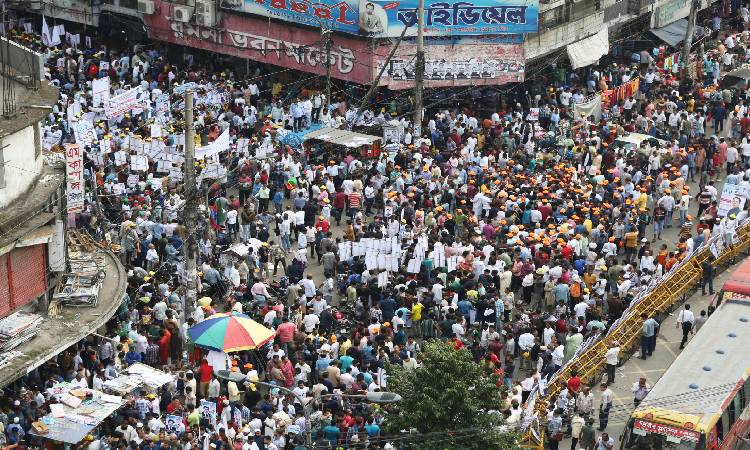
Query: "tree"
383 340 522 450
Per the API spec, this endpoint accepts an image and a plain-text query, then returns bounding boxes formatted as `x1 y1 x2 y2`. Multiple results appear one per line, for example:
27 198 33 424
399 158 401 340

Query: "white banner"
92 77 110 108
104 87 140 119
573 95 602 121
718 184 750 217
64 144 85 213
72 120 97 148
195 128 230 159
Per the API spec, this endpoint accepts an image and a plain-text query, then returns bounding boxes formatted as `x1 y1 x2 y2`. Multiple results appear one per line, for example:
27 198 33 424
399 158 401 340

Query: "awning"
16 225 54 247
650 18 688 47
567 28 609 70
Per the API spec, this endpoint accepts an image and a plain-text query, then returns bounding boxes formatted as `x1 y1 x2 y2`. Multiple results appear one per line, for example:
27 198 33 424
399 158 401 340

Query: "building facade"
0 40 66 318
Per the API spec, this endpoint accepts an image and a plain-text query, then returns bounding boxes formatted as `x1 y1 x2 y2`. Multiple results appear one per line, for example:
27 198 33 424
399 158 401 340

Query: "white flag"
41 16 51 47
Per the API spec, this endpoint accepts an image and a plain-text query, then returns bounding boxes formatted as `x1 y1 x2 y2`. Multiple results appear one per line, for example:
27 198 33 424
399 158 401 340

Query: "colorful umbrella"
187 312 275 352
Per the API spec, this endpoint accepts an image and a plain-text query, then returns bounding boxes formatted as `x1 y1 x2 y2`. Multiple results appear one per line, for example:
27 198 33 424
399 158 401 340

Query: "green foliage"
383 340 522 450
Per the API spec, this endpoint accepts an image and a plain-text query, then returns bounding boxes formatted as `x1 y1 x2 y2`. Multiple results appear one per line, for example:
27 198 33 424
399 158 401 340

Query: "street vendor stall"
304 127 382 161
29 384 123 444
102 363 175 396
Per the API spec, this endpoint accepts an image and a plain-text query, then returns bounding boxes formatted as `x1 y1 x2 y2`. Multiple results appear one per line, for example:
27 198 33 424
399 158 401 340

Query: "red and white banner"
373 43 525 90
105 87 141 119
64 143 85 213
633 420 700 442
144 1 374 85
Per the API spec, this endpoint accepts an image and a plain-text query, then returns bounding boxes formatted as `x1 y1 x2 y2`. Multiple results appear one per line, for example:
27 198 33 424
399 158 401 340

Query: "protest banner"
718 184 750 217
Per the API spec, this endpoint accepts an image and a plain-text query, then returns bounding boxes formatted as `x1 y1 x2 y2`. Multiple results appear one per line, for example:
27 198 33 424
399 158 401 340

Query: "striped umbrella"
187 312 275 353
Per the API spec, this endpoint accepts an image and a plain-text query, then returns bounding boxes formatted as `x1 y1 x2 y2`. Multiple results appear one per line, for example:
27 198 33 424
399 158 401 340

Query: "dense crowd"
2 4 750 450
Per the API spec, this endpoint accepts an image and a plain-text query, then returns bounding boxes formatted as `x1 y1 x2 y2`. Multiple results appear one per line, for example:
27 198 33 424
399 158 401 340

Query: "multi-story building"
7 0 722 87
0 38 65 316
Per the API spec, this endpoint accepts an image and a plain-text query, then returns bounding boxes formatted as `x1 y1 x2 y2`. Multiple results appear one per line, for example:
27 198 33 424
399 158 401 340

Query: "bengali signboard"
219 0 360 34
633 420 700 442
144 1 373 84
374 43 524 89
358 0 538 37
64 144 85 213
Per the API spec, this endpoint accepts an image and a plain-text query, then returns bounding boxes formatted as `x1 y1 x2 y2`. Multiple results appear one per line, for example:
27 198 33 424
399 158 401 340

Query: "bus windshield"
623 420 702 450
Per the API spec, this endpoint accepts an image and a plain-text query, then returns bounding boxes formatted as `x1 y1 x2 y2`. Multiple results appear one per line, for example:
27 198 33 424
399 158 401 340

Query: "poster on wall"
374 43 524 89
358 0 538 37
64 143 85 213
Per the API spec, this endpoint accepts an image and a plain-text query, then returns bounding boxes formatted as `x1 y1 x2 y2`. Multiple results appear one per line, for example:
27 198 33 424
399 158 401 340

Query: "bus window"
718 417 724 442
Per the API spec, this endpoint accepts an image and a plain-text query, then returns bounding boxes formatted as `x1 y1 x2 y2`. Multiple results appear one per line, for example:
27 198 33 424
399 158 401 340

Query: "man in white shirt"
604 342 620 384
299 275 317 299
302 310 320 333
677 304 695 349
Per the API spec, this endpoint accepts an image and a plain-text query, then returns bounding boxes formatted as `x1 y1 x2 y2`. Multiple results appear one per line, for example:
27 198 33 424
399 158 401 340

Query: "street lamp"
216 370 401 448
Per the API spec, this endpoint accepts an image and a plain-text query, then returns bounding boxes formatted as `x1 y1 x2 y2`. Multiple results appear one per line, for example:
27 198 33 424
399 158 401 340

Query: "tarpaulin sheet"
650 18 688 47
567 28 609 70
574 95 603 121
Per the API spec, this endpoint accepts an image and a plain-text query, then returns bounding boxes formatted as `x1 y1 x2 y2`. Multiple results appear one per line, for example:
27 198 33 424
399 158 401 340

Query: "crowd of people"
2 3 750 450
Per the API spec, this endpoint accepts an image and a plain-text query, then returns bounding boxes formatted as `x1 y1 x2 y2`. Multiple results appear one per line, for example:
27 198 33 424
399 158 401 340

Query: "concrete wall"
0 124 43 209
0 37 45 87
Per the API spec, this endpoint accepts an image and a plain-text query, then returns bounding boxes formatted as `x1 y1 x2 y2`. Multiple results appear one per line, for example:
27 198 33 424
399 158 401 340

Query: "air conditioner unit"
137 0 155 14
195 0 216 26
28 0 43 10
172 4 194 22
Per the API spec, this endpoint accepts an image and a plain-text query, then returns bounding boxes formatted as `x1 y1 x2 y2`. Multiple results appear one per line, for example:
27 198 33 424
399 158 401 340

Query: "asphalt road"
227 122 738 449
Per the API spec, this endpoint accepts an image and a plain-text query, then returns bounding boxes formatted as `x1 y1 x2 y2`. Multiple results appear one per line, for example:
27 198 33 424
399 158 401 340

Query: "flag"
41 16 51 47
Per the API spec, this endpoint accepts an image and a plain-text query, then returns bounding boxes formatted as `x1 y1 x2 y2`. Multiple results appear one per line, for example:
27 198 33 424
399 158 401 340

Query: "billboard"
358 0 538 37
374 43 524 89
219 0 360 34
144 1 374 84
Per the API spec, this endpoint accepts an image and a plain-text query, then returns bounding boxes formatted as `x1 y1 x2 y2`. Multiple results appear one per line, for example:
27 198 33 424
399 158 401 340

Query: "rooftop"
0 75 58 140
0 244 127 389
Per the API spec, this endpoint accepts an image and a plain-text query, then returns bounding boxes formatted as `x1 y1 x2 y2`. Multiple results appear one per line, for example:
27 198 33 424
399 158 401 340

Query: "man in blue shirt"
125 346 142 366
322 423 340 445
364 418 380 437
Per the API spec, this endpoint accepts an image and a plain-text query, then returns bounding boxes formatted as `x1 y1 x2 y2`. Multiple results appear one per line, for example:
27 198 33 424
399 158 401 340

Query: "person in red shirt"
315 216 330 234
333 190 347 225
566 370 582 395
158 328 171 366
198 358 213 399
276 317 297 353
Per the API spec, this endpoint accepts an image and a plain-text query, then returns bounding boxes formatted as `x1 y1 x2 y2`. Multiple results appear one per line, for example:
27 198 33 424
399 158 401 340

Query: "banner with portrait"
374 43 524 89
718 184 750 218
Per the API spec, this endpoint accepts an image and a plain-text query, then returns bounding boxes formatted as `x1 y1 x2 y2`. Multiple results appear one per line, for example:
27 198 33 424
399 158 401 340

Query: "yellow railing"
523 219 750 445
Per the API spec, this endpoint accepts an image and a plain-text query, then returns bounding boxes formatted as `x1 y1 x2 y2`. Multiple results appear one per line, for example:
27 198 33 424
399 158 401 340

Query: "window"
33 123 41 159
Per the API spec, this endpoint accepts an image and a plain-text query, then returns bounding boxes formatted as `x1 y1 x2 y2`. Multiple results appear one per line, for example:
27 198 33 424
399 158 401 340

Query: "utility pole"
322 28 333 113
412 0 425 137
681 0 699 73
183 90 197 325
352 25 409 128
